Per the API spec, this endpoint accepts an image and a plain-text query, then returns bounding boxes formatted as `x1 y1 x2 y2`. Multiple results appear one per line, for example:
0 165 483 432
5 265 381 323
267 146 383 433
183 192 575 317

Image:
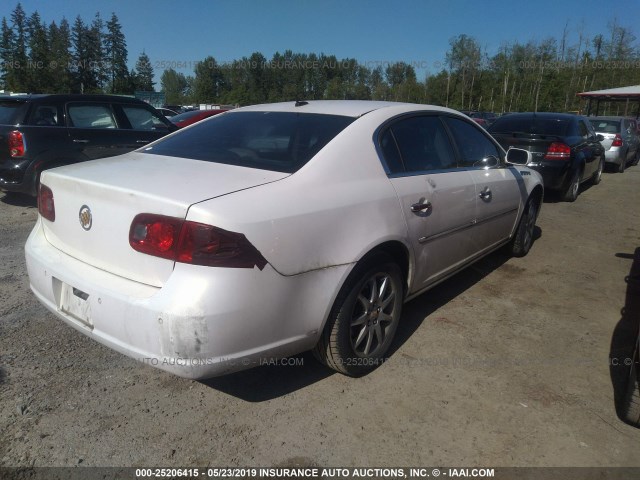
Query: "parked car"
26 100 543 379
0 94 177 196
488 112 605 202
588 116 640 173
156 107 180 118
170 109 227 128
460 111 498 127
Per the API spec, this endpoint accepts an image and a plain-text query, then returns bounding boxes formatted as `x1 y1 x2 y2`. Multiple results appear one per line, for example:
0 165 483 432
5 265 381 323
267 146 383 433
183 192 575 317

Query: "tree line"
2 2 640 114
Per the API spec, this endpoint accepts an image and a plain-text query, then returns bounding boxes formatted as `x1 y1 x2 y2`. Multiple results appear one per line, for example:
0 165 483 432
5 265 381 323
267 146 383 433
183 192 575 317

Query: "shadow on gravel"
1 192 36 207
203 230 542 402
201 351 333 402
0 366 5 385
610 247 640 426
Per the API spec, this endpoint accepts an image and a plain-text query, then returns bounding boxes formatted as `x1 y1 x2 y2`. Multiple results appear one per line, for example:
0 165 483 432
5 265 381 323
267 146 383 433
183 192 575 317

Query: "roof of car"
234 100 453 118
0 93 150 104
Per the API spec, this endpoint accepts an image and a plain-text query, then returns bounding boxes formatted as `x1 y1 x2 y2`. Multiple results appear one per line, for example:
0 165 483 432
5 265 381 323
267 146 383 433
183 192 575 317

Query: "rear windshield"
589 119 621 133
144 111 356 173
489 116 570 136
0 100 26 124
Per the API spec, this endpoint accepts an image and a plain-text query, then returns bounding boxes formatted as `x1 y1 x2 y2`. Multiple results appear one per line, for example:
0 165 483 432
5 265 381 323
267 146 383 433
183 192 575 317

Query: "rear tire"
562 168 581 202
632 150 640 167
618 157 626 173
621 348 640 427
509 196 539 257
590 158 603 186
314 254 403 376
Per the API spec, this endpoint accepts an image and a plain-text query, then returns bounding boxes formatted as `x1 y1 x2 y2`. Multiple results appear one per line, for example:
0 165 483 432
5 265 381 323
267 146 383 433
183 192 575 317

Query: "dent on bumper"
25 220 351 379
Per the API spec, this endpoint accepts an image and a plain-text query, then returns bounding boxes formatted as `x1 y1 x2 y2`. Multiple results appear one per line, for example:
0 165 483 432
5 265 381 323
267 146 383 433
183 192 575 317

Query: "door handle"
136 140 150 144
479 188 492 200
411 201 432 213
73 139 89 143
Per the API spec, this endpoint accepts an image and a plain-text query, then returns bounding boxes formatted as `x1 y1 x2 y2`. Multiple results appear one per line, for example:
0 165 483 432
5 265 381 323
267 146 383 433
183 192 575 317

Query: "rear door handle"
73 139 89 144
411 201 432 213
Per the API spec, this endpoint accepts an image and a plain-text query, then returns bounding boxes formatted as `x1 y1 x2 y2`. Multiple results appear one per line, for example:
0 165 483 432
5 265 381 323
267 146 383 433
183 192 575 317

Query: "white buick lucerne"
25 100 543 379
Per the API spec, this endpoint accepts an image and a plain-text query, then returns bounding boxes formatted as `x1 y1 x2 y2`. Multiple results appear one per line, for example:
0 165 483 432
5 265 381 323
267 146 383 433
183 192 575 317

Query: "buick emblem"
79 205 92 231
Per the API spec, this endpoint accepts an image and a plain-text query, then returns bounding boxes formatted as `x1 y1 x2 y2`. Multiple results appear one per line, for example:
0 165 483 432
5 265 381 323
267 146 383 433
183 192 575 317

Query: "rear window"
0 100 26 124
144 111 356 173
589 119 621 133
489 115 569 136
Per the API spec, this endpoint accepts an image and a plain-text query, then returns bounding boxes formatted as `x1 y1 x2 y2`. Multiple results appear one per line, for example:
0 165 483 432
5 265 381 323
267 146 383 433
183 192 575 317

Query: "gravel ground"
1 167 639 470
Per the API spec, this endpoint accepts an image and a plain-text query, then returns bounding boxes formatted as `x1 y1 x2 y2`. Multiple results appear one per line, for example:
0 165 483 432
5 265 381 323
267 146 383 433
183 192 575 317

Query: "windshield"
144 111 356 173
489 115 569 136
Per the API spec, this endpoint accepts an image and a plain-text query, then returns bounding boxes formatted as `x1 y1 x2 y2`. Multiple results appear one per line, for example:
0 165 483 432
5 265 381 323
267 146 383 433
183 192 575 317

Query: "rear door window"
0 100 27 124
380 115 456 173
68 103 118 129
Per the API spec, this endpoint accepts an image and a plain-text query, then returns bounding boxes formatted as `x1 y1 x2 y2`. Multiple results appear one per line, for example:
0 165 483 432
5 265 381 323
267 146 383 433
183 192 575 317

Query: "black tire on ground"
509 196 539 257
621 347 640 427
632 150 640 167
313 254 403 376
562 168 581 202
618 157 626 173
590 158 604 186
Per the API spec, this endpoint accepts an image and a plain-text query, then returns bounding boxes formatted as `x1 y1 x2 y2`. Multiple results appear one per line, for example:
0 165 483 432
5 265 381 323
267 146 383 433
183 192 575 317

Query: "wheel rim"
596 160 603 182
571 175 579 198
350 272 399 357
523 201 537 250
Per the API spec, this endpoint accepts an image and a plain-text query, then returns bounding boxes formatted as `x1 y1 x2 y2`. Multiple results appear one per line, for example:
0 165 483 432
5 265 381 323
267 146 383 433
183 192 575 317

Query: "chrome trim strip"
417 207 518 244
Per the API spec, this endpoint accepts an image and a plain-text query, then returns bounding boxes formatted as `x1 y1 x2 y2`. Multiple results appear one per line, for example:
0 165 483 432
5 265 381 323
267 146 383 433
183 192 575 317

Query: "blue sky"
12 0 640 83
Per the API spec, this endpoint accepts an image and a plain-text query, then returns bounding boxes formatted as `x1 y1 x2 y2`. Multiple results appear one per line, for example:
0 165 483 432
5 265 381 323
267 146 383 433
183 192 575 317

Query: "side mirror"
505 148 531 165
596 134 605 142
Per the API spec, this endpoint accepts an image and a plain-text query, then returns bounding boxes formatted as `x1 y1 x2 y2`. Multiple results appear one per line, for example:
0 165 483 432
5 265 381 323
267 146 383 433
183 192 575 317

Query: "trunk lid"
40 152 288 287
491 132 564 163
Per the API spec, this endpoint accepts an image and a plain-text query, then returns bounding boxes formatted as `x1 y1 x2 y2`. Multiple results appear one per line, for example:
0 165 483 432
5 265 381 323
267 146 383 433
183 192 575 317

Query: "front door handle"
73 139 89 143
136 140 150 144
411 201 432 213
479 188 492 200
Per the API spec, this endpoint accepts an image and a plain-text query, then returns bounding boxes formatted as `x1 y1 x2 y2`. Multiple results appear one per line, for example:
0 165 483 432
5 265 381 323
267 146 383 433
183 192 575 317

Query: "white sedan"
25 101 543 379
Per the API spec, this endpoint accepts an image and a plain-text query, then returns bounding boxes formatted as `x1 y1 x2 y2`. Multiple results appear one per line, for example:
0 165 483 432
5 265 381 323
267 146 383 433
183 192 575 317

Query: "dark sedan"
488 112 605 202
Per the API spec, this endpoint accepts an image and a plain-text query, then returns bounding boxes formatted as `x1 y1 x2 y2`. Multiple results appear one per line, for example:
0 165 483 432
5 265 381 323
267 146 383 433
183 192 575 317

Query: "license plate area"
59 282 93 329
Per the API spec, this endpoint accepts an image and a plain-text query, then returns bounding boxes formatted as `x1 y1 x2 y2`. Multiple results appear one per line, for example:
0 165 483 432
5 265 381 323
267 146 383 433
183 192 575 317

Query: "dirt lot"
1 167 640 470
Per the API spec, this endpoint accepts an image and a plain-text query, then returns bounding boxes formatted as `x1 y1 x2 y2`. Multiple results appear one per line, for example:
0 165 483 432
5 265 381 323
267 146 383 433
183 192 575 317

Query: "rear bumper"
0 159 35 195
527 161 571 191
25 219 350 379
604 148 625 165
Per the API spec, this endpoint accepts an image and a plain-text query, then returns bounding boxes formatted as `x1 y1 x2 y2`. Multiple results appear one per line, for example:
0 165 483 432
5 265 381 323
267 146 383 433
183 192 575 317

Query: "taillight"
129 214 267 270
37 184 55 222
612 134 623 147
8 130 26 157
544 142 571 160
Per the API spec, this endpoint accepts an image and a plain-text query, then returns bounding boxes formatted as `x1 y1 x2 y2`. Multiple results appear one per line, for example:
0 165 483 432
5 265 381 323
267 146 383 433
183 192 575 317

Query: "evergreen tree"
160 67 188 104
9 3 28 91
0 18 15 89
26 11 50 92
104 12 128 93
49 19 72 93
134 51 154 91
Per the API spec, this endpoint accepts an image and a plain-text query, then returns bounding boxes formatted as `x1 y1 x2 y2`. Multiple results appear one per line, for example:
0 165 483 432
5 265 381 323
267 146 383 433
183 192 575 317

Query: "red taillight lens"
129 214 182 260
612 134 623 147
8 130 26 157
544 142 571 160
129 214 267 270
37 184 55 222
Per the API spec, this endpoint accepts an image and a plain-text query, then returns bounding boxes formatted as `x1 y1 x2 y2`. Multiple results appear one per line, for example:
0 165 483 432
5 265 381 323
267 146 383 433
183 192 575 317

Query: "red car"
170 109 227 128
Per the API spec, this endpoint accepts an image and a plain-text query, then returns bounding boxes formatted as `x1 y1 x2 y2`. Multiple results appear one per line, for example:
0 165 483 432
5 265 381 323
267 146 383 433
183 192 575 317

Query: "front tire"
314 255 403 376
509 196 539 257
618 156 626 173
